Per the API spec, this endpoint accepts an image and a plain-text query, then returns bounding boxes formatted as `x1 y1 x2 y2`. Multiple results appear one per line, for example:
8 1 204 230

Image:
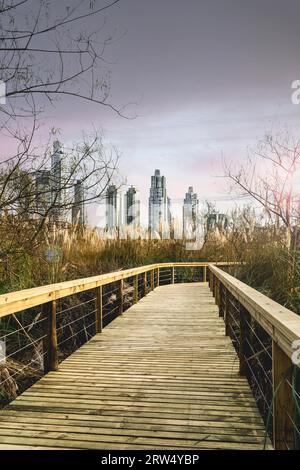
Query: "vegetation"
0 213 299 313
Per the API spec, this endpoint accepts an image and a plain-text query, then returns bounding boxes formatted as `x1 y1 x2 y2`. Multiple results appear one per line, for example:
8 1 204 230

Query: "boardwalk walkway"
0 283 270 450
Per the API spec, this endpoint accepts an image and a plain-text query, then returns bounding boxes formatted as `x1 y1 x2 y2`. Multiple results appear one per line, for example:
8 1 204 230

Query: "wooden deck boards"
0 283 271 450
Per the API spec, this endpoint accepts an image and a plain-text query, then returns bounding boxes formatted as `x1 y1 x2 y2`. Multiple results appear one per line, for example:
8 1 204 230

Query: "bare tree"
0 0 129 257
0 0 123 116
225 130 300 249
0 1 129 238
0 132 119 248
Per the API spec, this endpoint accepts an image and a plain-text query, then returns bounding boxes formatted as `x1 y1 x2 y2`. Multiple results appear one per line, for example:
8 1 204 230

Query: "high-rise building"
35 169 52 218
217 213 229 231
207 212 217 232
183 186 199 238
105 184 123 229
50 140 63 223
148 169 170 236
124 186 140 227
207 212 228 232
72 180 85 225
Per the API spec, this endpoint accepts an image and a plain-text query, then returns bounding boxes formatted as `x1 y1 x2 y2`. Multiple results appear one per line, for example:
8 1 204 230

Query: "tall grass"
0 224 208 292
0 218 299 313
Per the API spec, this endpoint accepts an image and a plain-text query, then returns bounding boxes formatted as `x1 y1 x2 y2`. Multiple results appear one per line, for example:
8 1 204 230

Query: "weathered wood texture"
0 283 271 450
210 266 300 359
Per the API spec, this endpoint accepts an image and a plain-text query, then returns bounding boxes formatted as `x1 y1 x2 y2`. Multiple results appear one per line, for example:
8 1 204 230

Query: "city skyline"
104 168 227 236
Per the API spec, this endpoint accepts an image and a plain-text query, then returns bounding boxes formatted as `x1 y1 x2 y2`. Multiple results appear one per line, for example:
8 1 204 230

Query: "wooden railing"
208 265 300 450
0 262 228 380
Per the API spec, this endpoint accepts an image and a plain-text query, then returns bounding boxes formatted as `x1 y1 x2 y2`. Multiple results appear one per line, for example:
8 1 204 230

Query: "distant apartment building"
207 212 228 232
148 169 170 237
124 186 140 227
33 140 64 223
34 169 52 218
218 213 229 231
72 180 85 225
50 140 63 223
183 186 199 238
105 184 123 229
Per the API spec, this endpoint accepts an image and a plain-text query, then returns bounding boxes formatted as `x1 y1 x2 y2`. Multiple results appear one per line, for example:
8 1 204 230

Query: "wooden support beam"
217 279 221 307
42 300 58 373
213 276 217 302
119 279 124 314
239 306 247 375
133 275 138 304
214 278 218 306
203 265 207 283
219 284 224 318
272 341 294 450
225 289 230 337
171 267 175 284
150 270 154 291
95 286 103 333
143 272 147 296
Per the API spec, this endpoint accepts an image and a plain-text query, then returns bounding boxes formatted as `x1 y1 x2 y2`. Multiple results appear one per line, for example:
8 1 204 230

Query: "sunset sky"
3 0 300 226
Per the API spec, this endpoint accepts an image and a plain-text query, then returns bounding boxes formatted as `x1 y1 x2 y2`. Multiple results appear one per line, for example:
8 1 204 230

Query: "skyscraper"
50 140 63 223
35 169 52 219
207 212 228 232
183 186 199 238
124 186 140 227
72 180 85 225
105 184 123 229
148 169 170 237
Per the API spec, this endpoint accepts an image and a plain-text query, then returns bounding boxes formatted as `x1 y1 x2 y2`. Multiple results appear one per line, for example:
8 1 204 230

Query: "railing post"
171 267 175 284
214 278 219 306
95 285 103 333
217 279 221 307
42 300 58 373
119 279 124 314
224 288 230 336
157 268 160 287
239 306 247 375
213 276 217 302
133 275 138 304
272 341 293 449
143 271 147 296
203 265 207 282
219 283 224 318
150 269 154 290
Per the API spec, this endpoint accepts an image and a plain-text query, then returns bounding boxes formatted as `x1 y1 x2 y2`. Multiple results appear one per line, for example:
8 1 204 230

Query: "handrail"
0 261 225 375
209 265 300 358
208 264 300 450
0 261 230 319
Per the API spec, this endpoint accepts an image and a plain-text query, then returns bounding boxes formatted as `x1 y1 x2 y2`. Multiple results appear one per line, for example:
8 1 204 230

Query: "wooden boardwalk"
0 283 271 450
